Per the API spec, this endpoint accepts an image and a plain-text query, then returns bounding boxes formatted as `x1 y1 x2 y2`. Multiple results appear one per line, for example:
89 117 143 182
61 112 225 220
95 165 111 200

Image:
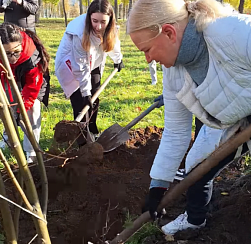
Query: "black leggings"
70 67 101 143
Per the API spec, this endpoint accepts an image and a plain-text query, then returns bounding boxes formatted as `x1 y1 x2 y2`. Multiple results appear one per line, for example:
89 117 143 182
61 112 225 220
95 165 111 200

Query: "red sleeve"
21 66 43 111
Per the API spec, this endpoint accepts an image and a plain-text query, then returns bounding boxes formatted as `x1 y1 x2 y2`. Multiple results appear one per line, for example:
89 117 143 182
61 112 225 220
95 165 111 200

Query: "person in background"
128 0 251 235
0 0 39 33
149 60 157 85
0 22 50 163
55 0 124 145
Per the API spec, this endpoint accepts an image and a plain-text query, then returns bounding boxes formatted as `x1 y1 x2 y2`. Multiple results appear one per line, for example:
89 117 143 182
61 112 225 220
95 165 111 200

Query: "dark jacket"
0 0 39 32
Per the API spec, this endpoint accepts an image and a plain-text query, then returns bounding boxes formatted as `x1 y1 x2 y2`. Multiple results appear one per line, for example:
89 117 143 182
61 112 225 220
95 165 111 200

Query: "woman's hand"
114 60 125 72
154 94 164 108
143 187 167 220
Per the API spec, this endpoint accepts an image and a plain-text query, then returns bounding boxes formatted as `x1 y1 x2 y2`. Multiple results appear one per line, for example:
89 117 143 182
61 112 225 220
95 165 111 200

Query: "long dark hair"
0 22 50 73
82 0 116 52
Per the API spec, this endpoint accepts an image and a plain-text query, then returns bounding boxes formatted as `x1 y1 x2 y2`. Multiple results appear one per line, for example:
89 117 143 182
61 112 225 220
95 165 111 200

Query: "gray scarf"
174 19 209 86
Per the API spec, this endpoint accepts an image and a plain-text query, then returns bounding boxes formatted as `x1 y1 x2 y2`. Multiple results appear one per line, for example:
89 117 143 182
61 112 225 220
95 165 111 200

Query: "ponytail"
185 0 235 31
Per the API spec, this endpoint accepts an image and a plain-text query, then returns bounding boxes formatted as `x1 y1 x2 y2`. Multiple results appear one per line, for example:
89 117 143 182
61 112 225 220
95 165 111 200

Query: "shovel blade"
97 123 130 152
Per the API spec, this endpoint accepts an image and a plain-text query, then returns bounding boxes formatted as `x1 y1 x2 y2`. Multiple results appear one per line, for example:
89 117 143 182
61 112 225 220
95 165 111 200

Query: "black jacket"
0 0 39 32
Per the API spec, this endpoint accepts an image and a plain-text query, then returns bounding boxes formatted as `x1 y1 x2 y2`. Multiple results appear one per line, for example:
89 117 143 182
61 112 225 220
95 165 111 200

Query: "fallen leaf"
165 234 174 242
135 107 142 112
221 192 229 196
216 176 222 181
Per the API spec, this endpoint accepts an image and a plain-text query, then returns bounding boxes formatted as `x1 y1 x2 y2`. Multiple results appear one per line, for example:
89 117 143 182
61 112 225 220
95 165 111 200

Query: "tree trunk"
128 0 133 16
62 0 68 27
79 0 83 15
123 0 126 20
35 0 42 23
238 0 245 13
88 0 90 7
114 0 118 22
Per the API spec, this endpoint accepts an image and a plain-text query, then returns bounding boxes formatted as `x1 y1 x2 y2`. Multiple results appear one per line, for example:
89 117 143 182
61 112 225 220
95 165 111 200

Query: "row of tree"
36 0 251 26
37 0 134 24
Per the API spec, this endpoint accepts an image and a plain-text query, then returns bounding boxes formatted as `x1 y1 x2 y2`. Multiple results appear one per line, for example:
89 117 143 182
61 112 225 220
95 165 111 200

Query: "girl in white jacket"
55 0 123 145
128 0 251 236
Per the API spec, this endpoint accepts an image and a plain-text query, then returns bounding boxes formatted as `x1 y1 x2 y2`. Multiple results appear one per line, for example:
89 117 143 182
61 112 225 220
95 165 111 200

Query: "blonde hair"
127 0 235 33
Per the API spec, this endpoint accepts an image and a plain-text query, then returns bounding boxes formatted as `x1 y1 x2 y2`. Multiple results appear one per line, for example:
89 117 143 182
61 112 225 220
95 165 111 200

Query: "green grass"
123 212 162 244
0 18 164 153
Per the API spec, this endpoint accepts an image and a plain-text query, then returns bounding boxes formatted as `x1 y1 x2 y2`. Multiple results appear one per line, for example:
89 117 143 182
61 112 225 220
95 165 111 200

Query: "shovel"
53 68 118 143
109 122 251 244
97 101 159 152
75 68 118 122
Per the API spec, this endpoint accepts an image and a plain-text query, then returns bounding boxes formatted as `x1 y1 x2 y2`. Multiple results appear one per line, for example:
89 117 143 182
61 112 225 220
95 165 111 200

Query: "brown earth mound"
5 126 251 244
53 120 84 143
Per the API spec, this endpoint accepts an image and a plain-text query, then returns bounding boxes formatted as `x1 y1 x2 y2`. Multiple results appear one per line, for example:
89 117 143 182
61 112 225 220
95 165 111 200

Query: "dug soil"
10 126 251 244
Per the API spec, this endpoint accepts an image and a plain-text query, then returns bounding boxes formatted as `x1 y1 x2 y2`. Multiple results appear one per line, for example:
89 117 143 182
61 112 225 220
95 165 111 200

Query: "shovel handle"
75 68 118 122
121 101 159 133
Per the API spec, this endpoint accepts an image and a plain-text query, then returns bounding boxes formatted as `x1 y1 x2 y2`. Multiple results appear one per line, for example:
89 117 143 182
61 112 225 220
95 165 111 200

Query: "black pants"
70 67 101 144
186 122 249 225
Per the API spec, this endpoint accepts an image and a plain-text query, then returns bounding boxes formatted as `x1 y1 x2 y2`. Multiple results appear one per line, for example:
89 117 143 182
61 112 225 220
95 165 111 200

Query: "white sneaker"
161 212 206 235
174 169 186 181
26 152 36 164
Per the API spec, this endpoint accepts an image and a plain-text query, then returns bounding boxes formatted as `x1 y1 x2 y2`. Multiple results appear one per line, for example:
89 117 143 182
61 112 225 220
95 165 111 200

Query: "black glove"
148 187 167 220
114 60 125 72
154 94 164 108
84 95 93 109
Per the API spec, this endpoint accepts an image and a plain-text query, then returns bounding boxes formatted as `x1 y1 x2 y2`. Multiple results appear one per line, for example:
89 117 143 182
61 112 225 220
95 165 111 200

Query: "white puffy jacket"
151 14 251 182
55 14 123 98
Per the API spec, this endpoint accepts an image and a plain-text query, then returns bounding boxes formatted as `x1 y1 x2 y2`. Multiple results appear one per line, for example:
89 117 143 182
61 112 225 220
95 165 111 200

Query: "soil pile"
53 120 84 143
7 126 251 244
19 126 162 244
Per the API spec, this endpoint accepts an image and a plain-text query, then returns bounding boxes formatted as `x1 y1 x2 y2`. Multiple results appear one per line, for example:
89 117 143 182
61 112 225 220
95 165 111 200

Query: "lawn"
0 18 165 155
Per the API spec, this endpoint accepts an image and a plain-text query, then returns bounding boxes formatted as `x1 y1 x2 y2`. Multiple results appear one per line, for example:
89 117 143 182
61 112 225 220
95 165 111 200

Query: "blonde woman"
128 0 251 235
55 0 124 145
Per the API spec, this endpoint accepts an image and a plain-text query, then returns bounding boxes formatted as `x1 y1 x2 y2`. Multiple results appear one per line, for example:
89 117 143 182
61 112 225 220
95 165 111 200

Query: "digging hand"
84 95 93 109
154 94 164 108
114 60 125 72
147 187 167 220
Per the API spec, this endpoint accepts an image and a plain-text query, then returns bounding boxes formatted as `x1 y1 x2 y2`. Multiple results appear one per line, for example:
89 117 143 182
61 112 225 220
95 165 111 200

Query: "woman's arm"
21 65 43 111
150 67 193 183
107 38 123 64
14 0 39 15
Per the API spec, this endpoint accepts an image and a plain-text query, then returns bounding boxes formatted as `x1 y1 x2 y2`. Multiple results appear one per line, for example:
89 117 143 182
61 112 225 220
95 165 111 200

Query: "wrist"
150 179 170 189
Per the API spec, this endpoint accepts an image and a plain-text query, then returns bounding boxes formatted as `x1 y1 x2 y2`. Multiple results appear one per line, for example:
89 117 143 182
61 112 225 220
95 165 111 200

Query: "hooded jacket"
0 31 49 111
55 14 123 98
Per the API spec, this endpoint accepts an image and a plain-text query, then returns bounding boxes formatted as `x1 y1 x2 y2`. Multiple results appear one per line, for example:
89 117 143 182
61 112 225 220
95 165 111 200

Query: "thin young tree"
79 0 83 15
239 0 245 12
62 0 68 26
